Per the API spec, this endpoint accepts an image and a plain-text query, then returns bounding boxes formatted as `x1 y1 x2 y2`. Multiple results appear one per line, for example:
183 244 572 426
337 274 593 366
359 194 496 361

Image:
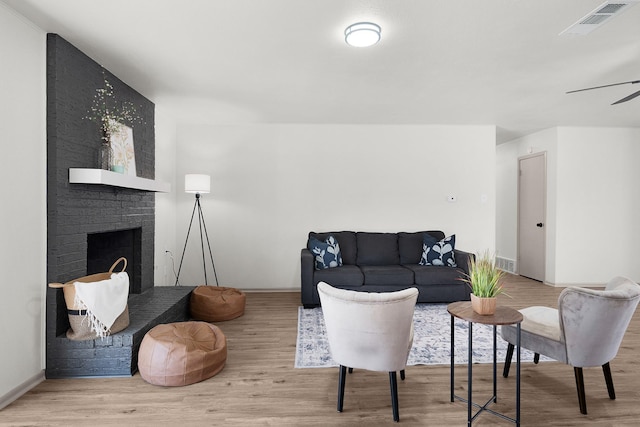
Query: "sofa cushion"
356 232 399 266
420 234 457 267
360 265 414 286
405 265 466 286
308 235 343 270
398 231 445 264
314 265 364 287
309 231 357 265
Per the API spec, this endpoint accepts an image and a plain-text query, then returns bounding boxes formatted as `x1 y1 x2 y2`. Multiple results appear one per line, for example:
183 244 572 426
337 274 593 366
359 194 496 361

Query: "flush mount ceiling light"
344 22 381 47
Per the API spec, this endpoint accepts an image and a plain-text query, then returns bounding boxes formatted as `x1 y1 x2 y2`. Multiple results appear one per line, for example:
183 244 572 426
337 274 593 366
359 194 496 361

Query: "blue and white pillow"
419 234 457 267
308 235 343 270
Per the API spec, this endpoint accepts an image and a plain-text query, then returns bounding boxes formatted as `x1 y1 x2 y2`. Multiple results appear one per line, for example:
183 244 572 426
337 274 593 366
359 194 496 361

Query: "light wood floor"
3 275 640 426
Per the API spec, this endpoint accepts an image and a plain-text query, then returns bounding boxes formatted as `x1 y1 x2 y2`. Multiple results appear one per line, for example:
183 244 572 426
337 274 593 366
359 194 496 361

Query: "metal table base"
449 310 521 426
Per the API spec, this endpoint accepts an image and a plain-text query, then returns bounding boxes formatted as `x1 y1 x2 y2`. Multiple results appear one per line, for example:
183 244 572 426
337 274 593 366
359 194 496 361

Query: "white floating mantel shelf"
69 168 171 193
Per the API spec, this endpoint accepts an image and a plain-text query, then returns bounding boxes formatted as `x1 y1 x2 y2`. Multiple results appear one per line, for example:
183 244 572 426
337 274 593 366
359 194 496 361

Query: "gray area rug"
295 304 547 368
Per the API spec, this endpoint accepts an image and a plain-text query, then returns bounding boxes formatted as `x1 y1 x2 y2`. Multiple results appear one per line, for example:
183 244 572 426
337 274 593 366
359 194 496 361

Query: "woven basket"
49 257 130 340
49 257 128 309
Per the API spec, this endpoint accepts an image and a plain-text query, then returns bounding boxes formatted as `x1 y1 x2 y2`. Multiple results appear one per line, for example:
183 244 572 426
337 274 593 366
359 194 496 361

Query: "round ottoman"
190 286 246 322
138 321 227 386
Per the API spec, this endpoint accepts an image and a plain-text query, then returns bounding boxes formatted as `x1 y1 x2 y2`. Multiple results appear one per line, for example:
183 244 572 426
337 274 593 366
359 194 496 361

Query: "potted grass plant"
462 251 507 315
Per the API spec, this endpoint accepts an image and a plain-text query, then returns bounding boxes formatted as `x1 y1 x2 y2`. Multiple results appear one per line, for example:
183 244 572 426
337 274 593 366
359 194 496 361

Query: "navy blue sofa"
301 230 473 308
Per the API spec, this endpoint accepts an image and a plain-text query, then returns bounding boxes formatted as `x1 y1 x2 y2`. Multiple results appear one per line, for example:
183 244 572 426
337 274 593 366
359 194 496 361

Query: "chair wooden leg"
400 369 405 381
389 371 399 422
574 367 588 415
603 362 616 400
503 343 514 377
338 365 347 412
534 353 540 364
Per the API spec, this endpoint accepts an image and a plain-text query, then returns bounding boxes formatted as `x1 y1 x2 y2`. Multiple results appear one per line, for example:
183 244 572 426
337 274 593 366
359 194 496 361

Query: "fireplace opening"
87 228 142 294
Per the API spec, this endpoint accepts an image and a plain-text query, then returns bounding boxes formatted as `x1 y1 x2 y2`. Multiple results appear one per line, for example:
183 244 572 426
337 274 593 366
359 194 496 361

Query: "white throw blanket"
73 272 129 338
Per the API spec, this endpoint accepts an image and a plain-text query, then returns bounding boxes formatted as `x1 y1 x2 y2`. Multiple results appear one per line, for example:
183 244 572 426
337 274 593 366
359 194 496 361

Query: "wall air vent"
560 1 639 35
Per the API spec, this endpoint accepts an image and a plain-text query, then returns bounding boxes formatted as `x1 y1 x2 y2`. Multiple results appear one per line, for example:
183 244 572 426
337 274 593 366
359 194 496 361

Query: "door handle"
536 222 544 227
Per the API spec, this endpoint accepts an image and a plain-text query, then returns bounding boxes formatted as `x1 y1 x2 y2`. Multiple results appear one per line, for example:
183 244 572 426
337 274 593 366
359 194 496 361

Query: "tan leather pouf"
190 286 246 322
138 322 227 386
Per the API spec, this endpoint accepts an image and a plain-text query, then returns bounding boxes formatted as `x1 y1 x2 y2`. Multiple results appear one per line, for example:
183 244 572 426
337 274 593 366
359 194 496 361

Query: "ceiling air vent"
560 1 639 35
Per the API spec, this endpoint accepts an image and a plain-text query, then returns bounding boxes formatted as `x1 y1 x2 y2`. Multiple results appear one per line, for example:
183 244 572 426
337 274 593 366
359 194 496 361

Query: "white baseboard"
545 282 605 288
0 370 45 410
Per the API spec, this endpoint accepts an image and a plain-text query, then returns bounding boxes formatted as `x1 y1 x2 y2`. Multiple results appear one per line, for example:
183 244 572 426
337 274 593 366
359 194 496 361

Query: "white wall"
554 127 640 285
0 4 46 408
496 126 640 286
495 141 519 262
170 124 496 289
153 105 178 286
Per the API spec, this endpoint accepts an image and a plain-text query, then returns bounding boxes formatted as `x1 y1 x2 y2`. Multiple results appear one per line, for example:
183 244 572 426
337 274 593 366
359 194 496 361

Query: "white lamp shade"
185 174 210 194
345 22 381 47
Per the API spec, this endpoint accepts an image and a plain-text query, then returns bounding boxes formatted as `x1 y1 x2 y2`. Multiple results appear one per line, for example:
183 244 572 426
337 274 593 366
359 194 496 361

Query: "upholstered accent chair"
501 276 640 414
317 281 419 422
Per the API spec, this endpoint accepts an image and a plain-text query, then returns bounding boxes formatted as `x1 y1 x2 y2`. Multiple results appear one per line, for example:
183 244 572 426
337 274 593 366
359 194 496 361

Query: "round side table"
447 301 523 426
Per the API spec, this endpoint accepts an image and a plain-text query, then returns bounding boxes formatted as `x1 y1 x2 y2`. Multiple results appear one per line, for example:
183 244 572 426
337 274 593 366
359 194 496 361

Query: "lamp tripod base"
174 193 219 286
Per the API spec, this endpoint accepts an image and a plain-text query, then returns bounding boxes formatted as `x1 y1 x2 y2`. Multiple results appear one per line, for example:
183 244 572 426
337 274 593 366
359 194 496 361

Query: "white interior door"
517 152 546 281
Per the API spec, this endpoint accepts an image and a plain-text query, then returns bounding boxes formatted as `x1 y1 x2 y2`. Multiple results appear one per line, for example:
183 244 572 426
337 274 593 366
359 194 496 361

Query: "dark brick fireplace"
46 34 192 378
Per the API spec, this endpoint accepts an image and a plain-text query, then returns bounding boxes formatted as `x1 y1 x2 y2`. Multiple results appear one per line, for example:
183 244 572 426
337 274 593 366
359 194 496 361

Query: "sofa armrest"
454 249 475 277
301 248 317 307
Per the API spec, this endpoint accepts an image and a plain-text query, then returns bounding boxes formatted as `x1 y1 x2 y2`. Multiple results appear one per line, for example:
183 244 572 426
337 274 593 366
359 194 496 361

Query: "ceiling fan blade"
612 88 640 105
566 80 640 94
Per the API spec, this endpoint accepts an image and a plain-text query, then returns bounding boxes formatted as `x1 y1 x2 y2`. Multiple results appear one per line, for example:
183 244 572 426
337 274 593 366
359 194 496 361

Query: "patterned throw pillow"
419 234 457 267
308 235 343 270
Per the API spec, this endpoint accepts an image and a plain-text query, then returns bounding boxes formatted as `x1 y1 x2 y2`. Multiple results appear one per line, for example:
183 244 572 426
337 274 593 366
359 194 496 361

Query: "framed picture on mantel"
109 118 136 176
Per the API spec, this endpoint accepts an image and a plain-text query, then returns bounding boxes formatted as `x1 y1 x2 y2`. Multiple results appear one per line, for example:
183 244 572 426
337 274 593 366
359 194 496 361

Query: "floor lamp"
174 174 219 286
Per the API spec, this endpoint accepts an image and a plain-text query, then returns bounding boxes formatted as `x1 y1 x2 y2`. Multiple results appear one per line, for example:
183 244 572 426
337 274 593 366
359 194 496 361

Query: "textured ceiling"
3 0 640 142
